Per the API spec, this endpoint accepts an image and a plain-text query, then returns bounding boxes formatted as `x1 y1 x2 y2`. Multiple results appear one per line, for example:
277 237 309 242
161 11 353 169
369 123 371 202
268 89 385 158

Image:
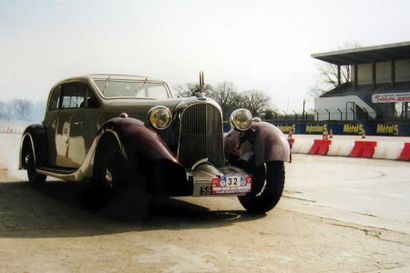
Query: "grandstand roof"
311 41 410 65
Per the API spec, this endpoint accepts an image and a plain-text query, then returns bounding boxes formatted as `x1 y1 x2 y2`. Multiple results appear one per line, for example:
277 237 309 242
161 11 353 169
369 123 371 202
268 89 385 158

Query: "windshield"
93 80 170 100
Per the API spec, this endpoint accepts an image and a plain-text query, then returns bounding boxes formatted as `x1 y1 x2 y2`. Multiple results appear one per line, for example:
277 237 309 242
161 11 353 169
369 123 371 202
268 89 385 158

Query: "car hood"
101 96 220 122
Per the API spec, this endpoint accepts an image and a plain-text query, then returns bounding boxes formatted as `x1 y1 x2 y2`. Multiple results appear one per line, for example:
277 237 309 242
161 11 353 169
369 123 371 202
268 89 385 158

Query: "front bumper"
187 161 252 197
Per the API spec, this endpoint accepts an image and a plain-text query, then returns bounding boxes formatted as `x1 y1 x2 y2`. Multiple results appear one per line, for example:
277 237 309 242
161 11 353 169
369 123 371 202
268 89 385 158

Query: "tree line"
174 81 273 120
0 99 45 121
0 82 273 122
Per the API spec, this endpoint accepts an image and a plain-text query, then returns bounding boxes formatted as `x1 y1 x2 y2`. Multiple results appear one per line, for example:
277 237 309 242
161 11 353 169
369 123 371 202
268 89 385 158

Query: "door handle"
73 121 84 126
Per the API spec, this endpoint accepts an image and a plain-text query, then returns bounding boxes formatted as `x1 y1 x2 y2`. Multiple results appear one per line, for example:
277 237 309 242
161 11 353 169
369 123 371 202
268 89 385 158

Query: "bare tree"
11 99 33 120
235 90 271 117
174 82 272 120
211 82 238 120
0 99 39 120
311 42 360 97
310 63 351 97
174 83 213 97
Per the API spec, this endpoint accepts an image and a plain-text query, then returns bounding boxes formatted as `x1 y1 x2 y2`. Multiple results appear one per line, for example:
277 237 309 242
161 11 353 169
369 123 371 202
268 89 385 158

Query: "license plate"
212 174 252 195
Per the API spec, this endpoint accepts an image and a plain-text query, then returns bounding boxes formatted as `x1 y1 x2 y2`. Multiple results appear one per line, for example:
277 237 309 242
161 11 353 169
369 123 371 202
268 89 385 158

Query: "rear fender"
224 121 290 167
19 124 48 169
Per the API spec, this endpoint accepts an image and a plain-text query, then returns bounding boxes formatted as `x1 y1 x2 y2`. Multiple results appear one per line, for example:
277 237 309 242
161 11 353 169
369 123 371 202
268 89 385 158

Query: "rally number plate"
212 174 252 195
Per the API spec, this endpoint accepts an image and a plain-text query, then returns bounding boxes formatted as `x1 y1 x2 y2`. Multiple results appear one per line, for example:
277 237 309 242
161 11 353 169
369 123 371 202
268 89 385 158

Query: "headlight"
147 106 172 130
230 108 253 131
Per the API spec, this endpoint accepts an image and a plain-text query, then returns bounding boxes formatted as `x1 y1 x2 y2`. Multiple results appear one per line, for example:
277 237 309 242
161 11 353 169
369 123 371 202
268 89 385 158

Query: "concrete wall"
314 95 376 121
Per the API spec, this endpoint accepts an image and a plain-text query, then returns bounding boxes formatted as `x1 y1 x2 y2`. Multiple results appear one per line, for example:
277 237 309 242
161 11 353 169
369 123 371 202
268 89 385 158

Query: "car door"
70 82 101 158
56 82 85 168
43 85 62 166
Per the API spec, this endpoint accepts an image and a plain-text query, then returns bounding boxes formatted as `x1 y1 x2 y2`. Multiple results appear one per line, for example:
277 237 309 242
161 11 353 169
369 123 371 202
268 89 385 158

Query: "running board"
36 166 89 181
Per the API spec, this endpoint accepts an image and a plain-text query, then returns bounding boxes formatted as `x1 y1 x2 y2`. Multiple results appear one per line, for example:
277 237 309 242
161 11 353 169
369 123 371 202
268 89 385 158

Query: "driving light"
148 106 172 130
230 108 253 131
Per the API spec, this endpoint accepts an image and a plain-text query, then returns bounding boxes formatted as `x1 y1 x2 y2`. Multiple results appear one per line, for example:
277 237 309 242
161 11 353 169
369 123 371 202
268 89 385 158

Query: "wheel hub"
25 154 31 165
105 168 113 187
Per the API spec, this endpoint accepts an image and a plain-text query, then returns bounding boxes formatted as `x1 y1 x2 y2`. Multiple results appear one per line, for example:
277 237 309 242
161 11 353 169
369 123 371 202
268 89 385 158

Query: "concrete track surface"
0 133 410 273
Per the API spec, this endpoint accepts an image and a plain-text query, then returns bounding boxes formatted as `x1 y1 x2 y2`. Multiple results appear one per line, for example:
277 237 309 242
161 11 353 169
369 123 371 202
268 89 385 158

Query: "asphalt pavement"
0 133 409 272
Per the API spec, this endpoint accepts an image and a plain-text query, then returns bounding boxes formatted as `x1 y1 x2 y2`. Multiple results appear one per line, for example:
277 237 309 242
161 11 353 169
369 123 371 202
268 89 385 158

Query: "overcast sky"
0 0 409 112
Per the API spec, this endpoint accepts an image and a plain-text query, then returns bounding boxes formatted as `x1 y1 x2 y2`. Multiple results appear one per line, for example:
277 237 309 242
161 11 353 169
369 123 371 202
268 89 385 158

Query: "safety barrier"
291 137 314 154
349 141 377 158
327 139 353 156
0 127 24 134
309 139 332 155
373 142 403 160
398 143 410 161
291 136 410 161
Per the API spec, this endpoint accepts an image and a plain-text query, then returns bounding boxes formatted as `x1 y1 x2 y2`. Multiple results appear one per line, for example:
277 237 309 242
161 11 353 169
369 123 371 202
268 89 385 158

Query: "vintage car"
19 74 290 218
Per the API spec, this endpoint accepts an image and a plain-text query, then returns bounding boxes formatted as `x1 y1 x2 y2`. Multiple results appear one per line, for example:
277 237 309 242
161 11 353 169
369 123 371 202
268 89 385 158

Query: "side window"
48 85 62 111
84 85 100 108
61 83 84 109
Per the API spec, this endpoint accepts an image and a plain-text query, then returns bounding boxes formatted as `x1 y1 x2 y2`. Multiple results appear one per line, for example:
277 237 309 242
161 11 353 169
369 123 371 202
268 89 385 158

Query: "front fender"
97 117 189 196
99 117 179 162
224 121 290 166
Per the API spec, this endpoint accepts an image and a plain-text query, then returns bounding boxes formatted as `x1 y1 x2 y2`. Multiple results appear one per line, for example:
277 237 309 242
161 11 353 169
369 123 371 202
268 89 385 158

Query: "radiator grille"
178 103 225 168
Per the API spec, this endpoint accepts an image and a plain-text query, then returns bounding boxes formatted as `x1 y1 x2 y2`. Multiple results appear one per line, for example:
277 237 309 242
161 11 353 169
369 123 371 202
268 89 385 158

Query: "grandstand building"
312 41 410 121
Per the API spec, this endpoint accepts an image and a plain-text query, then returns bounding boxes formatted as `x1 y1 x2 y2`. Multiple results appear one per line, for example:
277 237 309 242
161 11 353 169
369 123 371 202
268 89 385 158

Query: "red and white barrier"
309 139 332 155
291 135 410 161
0 127 23 134
398 143 410 161
350 141 377 158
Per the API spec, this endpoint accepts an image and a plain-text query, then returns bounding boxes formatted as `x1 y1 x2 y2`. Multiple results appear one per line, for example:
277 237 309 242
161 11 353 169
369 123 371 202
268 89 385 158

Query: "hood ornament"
195 70 206 100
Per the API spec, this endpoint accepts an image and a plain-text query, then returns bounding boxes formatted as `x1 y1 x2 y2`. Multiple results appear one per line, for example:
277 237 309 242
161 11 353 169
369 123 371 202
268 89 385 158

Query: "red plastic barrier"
349 141 377 158
309 139 332 155
398 143 410 161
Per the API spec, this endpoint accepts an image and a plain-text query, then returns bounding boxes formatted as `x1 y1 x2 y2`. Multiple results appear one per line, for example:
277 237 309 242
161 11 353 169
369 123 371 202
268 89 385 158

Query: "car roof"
59 74 164 83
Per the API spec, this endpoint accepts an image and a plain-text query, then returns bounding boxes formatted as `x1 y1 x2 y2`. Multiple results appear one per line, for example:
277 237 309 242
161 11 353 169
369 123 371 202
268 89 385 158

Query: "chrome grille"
178 103 225 168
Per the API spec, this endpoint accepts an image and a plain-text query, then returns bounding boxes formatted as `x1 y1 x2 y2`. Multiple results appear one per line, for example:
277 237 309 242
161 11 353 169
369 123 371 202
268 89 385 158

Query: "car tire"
23 143 46 186
238 161 285 214
100 143 151 221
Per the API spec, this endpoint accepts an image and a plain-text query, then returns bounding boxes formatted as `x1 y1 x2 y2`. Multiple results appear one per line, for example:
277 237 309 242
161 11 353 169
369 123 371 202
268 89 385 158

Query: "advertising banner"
372 92 410 103
224 121 410 136
271 121 410 136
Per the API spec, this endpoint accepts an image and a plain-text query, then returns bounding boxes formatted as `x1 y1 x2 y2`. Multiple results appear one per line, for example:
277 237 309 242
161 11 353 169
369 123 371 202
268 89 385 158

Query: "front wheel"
238 161 285 214
98 144 151 221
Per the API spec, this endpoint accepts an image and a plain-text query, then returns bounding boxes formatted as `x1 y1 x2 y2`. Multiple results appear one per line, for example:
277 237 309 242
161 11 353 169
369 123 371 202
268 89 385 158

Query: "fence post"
292 110 298 121
363 108 369 120
337 108 343 121
272 111 278 121
350 107 356 121
325 109 331 121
